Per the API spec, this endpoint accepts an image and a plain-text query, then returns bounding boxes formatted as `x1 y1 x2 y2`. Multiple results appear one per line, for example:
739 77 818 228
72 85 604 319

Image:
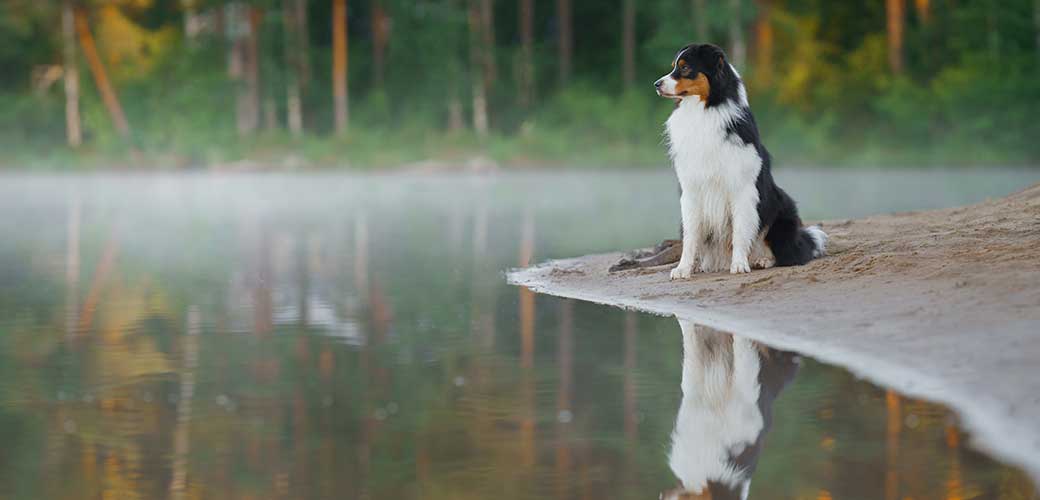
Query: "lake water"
0 169 1037 499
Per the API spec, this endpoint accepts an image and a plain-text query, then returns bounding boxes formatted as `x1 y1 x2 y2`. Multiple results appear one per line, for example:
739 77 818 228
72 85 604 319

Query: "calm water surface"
0 170 1037 499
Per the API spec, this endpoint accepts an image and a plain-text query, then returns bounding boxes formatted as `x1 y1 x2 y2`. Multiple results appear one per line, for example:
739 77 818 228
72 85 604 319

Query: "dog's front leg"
671 189 700 280
729 188 759 274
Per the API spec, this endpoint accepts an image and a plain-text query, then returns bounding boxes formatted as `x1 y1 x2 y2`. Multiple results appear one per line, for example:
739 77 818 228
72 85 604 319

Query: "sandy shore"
509 183 1040 479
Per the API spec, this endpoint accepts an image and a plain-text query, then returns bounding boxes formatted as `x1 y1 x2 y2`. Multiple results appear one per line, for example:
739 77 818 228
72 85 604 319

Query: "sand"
508 183 1040 479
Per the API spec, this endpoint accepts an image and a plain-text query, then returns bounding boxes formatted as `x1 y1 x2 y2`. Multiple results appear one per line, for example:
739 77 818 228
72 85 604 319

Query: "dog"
660 320 800 500
611 44 826 275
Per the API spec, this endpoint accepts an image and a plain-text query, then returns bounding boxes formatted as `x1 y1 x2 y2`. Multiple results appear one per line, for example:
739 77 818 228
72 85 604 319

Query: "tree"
518 0 534 108
1035 0 1040 63
479 0 496 84
754 0 773 86
283 0 305 136
692 0 708 41
62 0 81 148
371 1 389 88
227 2 262 136
74 6 131 140
468 0 490 136
332 0 349 134
622 0 635 87
914 0 931 24
886 0 905 74
728 0 746 69
557 0 572 85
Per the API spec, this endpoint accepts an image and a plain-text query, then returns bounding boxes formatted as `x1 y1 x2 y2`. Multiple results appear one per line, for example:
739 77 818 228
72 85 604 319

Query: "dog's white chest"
666 101 762 235
666 101 762 192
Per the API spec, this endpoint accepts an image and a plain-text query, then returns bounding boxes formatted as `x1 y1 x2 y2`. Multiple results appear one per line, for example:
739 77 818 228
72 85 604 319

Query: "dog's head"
654 44 737 107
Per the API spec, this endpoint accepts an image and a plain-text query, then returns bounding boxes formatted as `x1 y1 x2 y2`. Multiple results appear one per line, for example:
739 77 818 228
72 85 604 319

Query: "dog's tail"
766 189 828 267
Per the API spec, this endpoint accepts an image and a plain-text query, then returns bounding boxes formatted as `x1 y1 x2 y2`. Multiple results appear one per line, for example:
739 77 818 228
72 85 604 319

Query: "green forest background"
3 0 1040 169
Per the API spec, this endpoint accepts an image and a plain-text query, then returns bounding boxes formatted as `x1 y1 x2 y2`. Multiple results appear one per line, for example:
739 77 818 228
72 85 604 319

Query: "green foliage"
0 0 1039 169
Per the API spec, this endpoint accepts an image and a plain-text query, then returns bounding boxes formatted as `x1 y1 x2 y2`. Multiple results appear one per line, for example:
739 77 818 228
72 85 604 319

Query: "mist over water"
0 170 1037 499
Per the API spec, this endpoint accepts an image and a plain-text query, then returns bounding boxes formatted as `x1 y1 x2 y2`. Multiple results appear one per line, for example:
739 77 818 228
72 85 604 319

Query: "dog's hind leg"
609 239 682 272
750 231 775 269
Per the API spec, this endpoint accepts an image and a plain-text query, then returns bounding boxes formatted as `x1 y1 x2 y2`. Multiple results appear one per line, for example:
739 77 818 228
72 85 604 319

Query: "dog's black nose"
654 79 663 89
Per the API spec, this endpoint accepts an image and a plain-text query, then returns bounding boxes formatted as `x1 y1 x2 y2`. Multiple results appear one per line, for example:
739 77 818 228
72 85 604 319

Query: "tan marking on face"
674 72 710 101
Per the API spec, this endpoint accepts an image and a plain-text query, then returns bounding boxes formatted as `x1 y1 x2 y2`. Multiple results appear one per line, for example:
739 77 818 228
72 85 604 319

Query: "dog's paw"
730 259 752 274
751 256 775 269
670 263 696 280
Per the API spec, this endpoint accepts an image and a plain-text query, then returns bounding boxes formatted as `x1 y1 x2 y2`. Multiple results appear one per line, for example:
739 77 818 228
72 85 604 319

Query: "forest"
2 0 1039 169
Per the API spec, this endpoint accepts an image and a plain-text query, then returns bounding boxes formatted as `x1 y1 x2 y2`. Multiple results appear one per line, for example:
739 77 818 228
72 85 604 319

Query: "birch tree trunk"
557 0 572 85
622 0 635 87
886 0 905 74
728 0 746 70
62 1 82 148
518 0 534 108
332 0 349 134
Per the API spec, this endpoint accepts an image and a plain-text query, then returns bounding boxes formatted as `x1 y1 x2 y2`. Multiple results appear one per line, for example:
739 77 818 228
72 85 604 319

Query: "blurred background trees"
1 0 1039 168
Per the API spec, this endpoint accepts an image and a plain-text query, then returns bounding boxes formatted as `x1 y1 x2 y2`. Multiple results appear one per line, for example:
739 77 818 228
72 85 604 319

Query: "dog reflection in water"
661 320 800 500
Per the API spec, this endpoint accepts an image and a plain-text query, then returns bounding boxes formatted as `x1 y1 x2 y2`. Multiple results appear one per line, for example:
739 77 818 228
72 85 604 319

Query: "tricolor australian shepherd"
613 43 827 275
661 320 800 500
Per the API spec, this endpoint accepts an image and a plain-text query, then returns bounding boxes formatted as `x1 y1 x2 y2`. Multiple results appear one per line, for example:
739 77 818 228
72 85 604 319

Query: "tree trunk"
622 0 635 87
284 0 303 136
886 0 905 74
479 0 496 85
914 0 931 24
371 1 389 88
332 0 349 134
728 0 746 69
1034 0 1040 63
74 7 131 140
448 94 464 132
557 0 572 85
518 0 534 108
62 1 82 148
295 0 310 87
244 7 262 135
228 3 261 136
692 0 708 40
468 0 489 136
754 0 773 86
264 96 279 131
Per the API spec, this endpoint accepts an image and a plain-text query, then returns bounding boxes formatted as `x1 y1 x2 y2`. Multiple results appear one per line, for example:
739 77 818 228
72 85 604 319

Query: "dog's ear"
709 46 727 76
697 44 727 80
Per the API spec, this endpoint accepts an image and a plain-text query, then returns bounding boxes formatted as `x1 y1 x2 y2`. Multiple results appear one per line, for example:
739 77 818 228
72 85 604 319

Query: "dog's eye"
680 66 692 77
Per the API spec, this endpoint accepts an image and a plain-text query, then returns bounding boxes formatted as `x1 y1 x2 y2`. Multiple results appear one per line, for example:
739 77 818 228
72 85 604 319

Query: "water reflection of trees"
0 191 1034 500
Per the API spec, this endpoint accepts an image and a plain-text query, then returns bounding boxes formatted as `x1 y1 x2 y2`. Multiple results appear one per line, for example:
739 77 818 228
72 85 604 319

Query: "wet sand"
509 183 1040 479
